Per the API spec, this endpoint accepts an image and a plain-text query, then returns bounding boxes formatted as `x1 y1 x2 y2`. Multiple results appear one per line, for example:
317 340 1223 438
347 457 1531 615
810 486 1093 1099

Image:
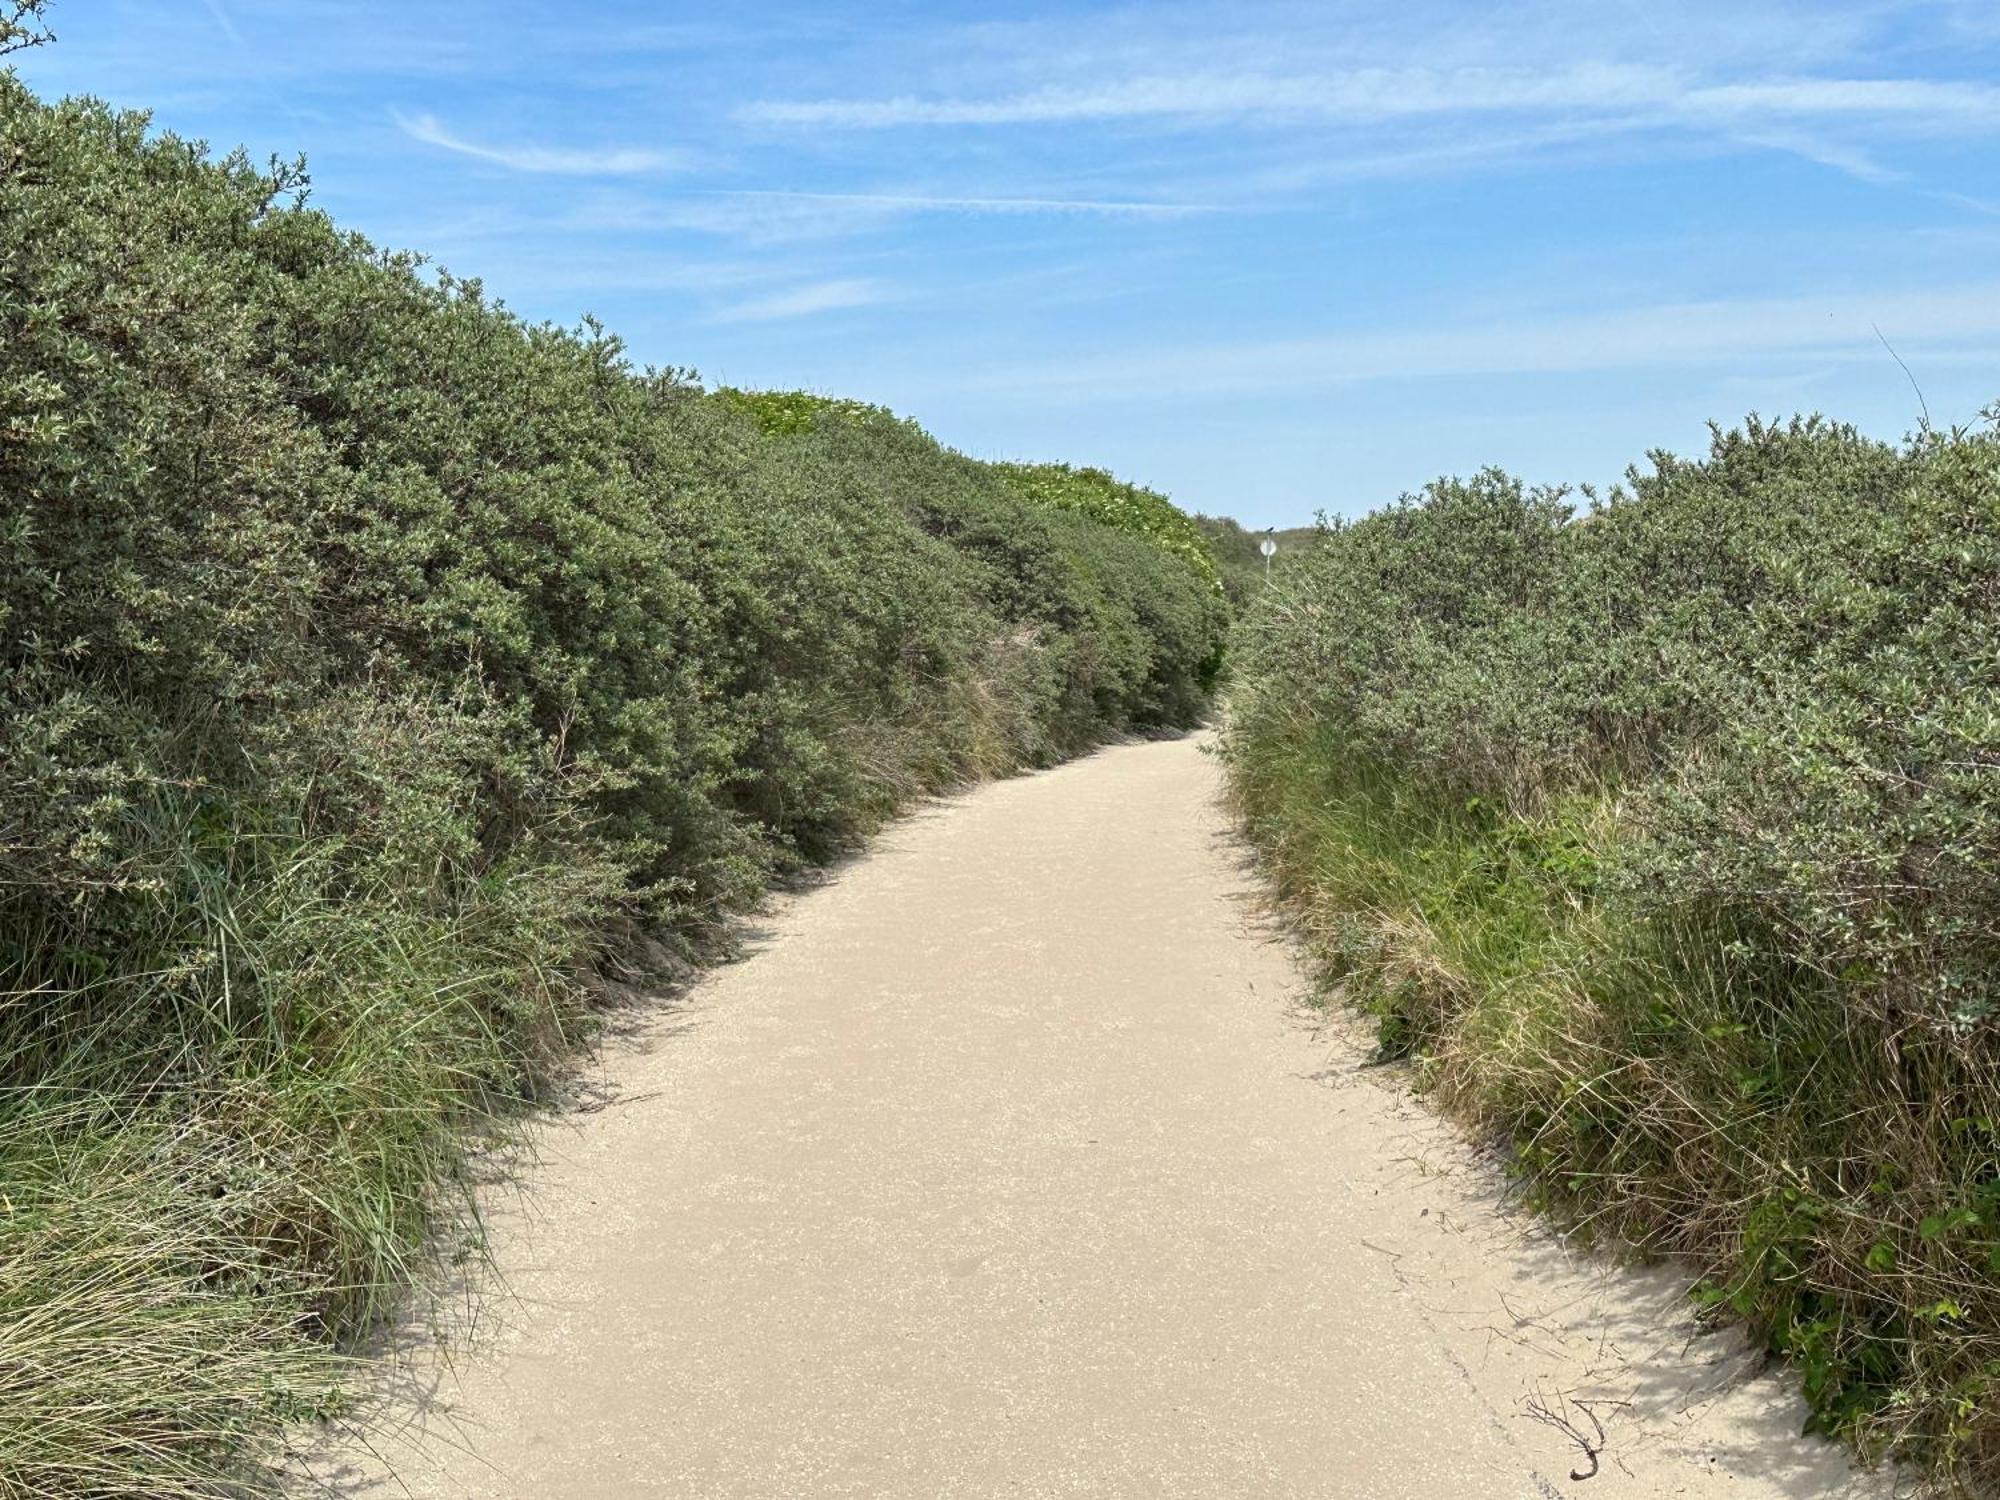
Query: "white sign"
1259 538 1277 558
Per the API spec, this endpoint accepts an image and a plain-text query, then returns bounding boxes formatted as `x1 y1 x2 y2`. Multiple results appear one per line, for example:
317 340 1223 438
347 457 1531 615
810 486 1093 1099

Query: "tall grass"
1 769 607 1492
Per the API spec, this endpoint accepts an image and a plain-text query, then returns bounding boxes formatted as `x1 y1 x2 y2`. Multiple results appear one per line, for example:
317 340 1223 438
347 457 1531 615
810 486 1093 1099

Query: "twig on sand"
1523 1391 1620 1482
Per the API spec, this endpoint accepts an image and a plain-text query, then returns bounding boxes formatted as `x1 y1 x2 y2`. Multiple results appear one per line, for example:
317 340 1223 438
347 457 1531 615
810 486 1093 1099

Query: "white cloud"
732 52 2000 210
711 188 1214 219
473 187 1215 247
396 111 695 175
1681 77 2000 122
739 62 2000 144
1728 130 1904 184
739 63 1684 128
1236 118 1659 192
963 282 2000 400
199 0 248 51
709 278 886 323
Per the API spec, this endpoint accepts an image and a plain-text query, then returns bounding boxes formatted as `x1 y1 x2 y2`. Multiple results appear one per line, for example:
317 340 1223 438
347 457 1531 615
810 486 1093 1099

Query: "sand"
296 736 1893 1499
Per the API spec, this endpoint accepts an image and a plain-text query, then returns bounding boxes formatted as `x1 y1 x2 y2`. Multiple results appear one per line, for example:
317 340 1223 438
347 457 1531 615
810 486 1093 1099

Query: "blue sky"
19 1 2000 525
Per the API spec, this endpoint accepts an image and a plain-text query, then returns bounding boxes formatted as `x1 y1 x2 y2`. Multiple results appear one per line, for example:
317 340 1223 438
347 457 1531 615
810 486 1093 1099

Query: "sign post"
1259 533 1277 584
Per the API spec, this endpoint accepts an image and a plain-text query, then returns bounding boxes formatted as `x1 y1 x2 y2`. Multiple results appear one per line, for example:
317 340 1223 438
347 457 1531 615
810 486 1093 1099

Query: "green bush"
1226 415 2000 1485
1191 514 1320 611
992 459 1224 593
721 391 1229 733
0 76 1222 1495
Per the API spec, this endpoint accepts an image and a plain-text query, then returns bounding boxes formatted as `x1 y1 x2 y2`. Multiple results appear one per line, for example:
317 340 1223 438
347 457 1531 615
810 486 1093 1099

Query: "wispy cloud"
739 63 1681 128
1682 77 2000 122
1237 117 1658 192
199 0 249 52
710 188 1215 219
396 111 695 175
709 278 886 322
964 282 2000 400
454 186 1217 247
740 64 2000 139
734 57 2000 215
1730 129 1904 184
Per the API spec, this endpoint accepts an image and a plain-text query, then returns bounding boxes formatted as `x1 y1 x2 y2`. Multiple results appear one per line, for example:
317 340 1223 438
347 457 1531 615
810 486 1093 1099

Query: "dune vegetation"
12 5 1998 1493
0 74 1225 1495
1225 417 2000 1488
1191 514 1321 610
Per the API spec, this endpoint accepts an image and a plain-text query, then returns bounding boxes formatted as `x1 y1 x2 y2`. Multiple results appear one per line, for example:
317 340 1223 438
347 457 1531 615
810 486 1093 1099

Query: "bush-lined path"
302 739 1888 1499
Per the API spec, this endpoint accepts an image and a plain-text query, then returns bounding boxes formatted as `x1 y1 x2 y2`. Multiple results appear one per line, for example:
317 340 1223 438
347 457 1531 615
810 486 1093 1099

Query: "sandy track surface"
297 736 1892 1499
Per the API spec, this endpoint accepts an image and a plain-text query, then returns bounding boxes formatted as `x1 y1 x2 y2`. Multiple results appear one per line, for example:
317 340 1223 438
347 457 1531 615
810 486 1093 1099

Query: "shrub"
1190 514 1319 611
720 390 1230 738
0 76 1223 1494
992 459 1224 594
1225 415 2000 1485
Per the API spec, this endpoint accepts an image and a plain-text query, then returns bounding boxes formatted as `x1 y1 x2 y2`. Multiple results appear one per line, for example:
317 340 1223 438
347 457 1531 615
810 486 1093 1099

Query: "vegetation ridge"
0 75 1226 1495
1224 418 2000 1491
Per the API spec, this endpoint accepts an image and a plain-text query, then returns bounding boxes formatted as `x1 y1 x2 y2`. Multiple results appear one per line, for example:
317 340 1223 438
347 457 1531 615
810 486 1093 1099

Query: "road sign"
1259 538 1277 558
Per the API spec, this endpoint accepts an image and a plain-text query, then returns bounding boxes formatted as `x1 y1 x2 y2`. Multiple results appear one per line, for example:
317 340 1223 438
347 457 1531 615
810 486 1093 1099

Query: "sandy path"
299 737 1892 1499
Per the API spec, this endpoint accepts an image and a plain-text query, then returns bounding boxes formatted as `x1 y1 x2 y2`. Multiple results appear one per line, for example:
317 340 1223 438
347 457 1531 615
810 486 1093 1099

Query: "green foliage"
1225 415 2000 1486
1191 514 1320 611
717 390 1231 728
0 77 1220 1494
715 386 914 437
993 460 1224 594
0 2 52 55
